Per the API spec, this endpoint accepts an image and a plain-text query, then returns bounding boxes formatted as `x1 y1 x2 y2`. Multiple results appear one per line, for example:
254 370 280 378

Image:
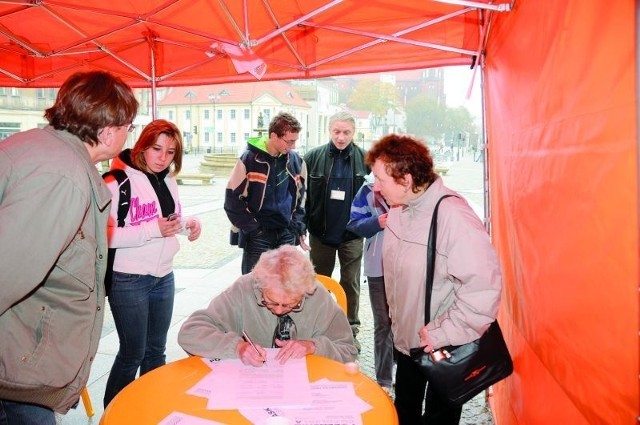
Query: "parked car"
433 153 451 175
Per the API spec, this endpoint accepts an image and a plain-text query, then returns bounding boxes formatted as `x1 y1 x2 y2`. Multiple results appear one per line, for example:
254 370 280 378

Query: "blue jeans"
104 271 175 407
367 276 394 387
309 235 363 334
0 400 55 425
241 227 296 274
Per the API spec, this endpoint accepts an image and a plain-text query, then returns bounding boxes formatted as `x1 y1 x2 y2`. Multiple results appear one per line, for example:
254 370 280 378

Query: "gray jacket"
0 126 110 413
178 274 357 363
383 177 503 355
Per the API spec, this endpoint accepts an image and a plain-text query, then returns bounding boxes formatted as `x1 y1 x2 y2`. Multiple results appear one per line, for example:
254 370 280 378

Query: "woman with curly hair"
367 134 503 425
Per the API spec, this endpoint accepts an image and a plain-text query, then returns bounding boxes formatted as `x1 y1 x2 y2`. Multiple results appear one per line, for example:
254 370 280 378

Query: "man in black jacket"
303 111 370 351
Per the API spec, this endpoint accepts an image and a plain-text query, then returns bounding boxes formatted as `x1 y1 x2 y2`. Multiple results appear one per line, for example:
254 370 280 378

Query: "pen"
242 330 266 363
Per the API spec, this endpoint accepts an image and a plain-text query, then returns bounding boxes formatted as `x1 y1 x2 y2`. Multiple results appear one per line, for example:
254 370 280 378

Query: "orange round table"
100 355 398 424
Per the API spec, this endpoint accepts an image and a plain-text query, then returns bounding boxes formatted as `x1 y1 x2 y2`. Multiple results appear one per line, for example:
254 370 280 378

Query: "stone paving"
57 153 495 424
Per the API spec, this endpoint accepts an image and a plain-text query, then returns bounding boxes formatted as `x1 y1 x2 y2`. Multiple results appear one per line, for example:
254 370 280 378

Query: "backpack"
102 169 130 297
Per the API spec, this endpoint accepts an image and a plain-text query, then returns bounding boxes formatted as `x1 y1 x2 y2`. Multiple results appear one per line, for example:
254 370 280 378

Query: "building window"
244 133 250 141
216 132 222 144
263 109 271 123
217 109 222 119
230 109 236 120
168 111 174 120
244 109 250 119
204 110 210 119
0 122 20 141
36 89 46 99
230 132 236 144
10 88 19 97
185 110 191 120
204 132 210 143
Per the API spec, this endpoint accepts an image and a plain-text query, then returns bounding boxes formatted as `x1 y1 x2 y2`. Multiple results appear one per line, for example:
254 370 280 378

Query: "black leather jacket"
303 142 369 245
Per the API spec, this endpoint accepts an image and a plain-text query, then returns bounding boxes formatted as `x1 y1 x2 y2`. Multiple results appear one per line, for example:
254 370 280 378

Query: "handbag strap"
424 194 457 324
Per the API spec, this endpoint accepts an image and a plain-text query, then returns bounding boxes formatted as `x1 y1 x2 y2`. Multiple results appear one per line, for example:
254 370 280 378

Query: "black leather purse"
409 195 513 407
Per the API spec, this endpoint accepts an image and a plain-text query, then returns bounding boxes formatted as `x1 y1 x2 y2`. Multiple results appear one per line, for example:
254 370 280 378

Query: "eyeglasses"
126 124 135 133
279 136 297 146
260 292 304 312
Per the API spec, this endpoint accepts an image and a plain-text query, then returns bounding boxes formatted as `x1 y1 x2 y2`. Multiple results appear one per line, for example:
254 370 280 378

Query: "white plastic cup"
344 361 359 375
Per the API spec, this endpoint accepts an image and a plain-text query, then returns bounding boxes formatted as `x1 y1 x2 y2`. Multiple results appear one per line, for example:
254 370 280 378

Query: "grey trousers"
309 235 364 335
367 276 394 387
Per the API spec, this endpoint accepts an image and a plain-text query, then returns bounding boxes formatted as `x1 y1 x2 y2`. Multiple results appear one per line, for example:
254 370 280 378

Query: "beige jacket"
383 178 503 355
0 127 110 413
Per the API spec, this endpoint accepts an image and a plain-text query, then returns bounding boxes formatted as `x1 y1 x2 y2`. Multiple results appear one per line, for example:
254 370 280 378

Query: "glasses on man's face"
260 292 304 312
279 136 297 146
126 124 135 133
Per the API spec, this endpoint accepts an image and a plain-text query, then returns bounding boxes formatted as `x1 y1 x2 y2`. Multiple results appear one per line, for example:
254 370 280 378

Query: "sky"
443 65 483 118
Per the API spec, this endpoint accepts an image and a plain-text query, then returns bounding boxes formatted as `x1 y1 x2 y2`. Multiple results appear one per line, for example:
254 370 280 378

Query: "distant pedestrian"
303 111 370 351
225 112 308 275
0 70 138 424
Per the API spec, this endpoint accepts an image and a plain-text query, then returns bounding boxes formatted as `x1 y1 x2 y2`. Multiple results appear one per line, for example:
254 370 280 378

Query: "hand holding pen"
238 330 267 367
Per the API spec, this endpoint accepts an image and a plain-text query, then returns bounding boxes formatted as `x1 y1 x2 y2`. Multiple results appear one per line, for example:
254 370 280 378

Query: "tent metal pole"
433 0 512 12
150 40 157 120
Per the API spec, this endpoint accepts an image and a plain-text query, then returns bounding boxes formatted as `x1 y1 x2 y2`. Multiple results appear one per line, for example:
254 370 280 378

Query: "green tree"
347 80 399 116
405 95 477 145
405 96 446 143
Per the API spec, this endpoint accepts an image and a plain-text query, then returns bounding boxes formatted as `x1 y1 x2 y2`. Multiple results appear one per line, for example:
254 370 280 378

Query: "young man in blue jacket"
225 112 308 274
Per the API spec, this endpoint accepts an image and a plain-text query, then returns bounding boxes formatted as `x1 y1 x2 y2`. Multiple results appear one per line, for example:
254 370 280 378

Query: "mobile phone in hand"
167 213 180 221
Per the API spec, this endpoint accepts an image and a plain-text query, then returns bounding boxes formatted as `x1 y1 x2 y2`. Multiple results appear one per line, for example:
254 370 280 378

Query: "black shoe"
353 337 361 353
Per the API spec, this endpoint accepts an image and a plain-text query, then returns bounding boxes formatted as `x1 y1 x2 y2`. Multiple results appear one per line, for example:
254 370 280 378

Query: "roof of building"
158 81 310 108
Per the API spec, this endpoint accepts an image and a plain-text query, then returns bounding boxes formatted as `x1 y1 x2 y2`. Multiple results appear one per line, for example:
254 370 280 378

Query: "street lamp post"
207 93 220 152
184 90 196 153
208 90 229 152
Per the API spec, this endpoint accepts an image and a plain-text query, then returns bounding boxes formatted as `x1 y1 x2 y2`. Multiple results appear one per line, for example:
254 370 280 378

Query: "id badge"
330 189 346 201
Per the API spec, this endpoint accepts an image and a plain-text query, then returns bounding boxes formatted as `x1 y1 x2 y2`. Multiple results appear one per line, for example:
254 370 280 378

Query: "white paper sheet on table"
158 412 227 425
187 349 312 410
239 378 372 425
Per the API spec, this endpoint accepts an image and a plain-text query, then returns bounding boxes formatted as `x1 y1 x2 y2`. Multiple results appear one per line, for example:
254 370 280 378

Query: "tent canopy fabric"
0 0 486 88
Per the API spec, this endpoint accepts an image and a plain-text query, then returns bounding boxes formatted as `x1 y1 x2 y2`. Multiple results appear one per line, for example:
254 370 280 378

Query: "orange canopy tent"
0 0 483 87
1 1 637 423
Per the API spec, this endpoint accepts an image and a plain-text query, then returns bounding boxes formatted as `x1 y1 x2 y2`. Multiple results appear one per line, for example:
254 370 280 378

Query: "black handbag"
409 195 513 407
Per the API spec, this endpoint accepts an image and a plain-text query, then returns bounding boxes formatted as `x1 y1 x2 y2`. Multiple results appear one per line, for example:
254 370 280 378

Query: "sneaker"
353 337 361 353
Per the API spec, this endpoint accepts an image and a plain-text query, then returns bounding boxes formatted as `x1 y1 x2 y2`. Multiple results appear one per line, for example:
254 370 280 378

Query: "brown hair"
268 112 302 137
130 119 184 175
366 134 438 192
44 71 138 146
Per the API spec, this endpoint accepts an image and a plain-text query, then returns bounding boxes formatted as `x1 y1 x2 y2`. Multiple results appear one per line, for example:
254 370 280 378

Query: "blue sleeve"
346 184 382 239
290 160 307 237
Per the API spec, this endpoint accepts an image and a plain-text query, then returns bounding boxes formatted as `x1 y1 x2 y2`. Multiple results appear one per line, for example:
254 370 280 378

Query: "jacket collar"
328 141 353 157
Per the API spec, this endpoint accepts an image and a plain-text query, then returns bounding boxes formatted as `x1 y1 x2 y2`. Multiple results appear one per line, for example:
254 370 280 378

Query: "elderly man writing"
178 245 357 366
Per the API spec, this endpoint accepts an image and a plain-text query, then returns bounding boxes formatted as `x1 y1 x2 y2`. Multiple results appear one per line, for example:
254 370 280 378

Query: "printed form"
160 349 372 425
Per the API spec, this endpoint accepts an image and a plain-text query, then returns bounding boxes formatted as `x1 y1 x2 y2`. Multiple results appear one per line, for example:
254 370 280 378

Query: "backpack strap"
102 169 131 227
